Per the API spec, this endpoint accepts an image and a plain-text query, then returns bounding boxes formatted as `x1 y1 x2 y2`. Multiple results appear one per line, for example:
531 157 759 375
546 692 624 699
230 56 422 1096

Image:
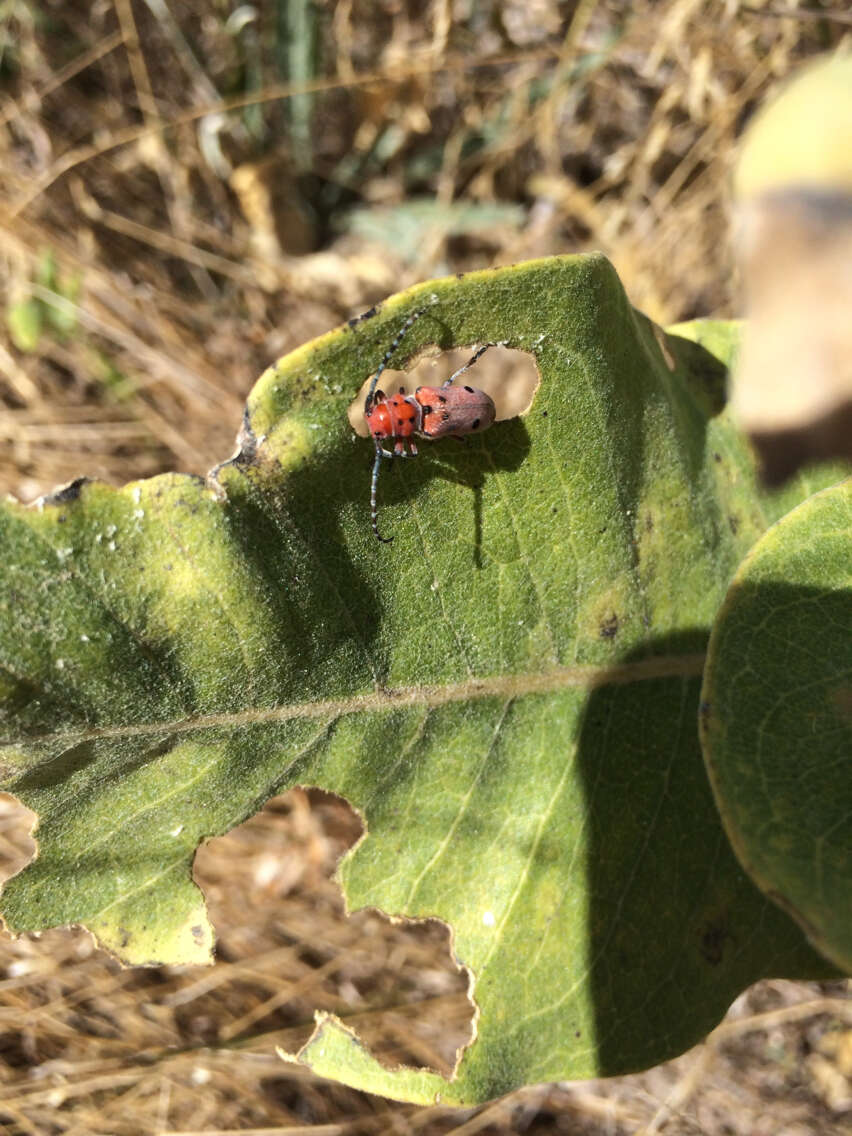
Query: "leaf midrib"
2 653 707 749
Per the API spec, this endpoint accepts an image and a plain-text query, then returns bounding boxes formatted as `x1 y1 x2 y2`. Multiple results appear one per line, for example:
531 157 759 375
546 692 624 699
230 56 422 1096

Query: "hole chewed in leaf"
0 794 37 893
0 784 475 1079
348 344 540 437
194 788 474 1078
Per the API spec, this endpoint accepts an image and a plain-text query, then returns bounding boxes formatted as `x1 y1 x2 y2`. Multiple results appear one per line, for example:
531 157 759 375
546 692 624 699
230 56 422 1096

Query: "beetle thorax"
365 391 422 441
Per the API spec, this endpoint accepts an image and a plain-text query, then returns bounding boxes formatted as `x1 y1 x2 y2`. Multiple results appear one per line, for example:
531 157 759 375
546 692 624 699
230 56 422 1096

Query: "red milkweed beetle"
364 309 497 542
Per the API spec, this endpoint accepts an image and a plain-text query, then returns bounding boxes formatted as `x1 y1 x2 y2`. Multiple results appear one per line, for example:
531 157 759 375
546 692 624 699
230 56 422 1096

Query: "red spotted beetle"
364 309 497 542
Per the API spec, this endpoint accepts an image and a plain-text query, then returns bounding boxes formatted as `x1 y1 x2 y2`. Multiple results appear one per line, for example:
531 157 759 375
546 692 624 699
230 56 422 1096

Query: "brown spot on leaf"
599 613 619 639
830 685 852 724
700 915 735 965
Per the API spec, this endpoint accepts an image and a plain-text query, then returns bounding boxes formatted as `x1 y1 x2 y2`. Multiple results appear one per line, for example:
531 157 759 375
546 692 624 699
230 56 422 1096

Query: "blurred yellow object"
735 54 852 200
732 53 852 482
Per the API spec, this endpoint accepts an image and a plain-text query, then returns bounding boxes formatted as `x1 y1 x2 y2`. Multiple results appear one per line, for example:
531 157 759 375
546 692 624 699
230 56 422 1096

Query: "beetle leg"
371 441 421 542
442 343 493 387
365 309 426 412
371 446 393 543
377 447 417 459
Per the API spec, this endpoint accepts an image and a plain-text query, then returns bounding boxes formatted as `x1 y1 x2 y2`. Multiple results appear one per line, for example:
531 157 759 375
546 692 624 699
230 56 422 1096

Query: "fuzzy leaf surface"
701 479 852 972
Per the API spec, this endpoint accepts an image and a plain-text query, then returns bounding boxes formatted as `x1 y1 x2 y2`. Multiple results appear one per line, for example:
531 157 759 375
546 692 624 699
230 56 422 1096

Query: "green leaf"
35 248 58 291
7 250 81 351
0 255 844 1104
700 479 852 973
342 199 526 264
6 298 43 353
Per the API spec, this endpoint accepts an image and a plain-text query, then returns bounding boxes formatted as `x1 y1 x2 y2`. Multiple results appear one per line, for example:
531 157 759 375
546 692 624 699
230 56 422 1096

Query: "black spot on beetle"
464 385 474 393
438 394 447 403
472 418 480 429
443 411 450 421
421 405 433 415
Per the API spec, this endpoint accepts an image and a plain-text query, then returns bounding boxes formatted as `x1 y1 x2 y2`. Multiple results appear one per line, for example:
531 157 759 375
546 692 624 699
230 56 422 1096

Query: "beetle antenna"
365 308 426 413
442 343 493 388
371 446 393 543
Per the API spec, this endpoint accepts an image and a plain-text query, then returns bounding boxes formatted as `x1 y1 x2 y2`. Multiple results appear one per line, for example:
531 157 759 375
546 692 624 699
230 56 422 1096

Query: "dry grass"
0 792 849 1135
1 0 847 501
0 0 850 1132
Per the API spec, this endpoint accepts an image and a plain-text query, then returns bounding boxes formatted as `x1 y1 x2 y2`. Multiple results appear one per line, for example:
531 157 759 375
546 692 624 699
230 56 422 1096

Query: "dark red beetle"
364 310 496 542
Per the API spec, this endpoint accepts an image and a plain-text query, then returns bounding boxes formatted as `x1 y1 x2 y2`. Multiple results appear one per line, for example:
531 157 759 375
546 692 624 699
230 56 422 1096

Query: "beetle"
364 309 497 542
